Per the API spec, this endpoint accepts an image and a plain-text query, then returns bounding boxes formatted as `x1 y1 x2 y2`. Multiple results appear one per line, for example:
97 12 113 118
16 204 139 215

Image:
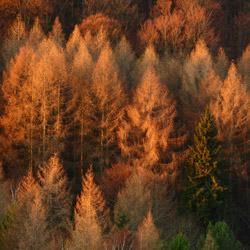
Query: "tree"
182 107 228 224
79 13 122 45
114 167 152 231
34 38 69 165
49 17 65 48
65 25 82 63
197 221 241 250
180 39 213 130
100 163 132 209
78 166 110 230
82 29 109 62
210 63 250 173
169 234 191 250
69 39 94 171
118 66 177 172
214 48 229 81
138 0 219 55
1 14 27 68
82 0 142 34
38 155 72 242
114 36 136 91
133 44 160 85
135 212 161 250
0 46 37 176
91 43 125 171
181 39 213 106
210 63 250 241
27 17 45 49
65 167 107 250
18 191 50 250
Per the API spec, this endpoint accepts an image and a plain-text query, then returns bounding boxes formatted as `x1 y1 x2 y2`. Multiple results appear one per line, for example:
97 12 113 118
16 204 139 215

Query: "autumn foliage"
1 0 250 248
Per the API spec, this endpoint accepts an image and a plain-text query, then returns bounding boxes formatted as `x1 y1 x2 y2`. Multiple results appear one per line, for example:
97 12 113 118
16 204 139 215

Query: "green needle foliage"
169 234 191 250
183 107 228 225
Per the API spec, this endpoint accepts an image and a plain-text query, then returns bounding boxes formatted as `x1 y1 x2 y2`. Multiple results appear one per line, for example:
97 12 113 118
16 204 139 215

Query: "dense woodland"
0 0 250 249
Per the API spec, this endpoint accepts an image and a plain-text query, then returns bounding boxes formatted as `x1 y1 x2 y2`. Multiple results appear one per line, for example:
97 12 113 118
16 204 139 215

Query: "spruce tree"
183 107 228 224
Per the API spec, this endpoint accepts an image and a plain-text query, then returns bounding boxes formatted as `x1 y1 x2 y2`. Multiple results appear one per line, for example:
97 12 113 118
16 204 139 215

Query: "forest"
0 0 250 249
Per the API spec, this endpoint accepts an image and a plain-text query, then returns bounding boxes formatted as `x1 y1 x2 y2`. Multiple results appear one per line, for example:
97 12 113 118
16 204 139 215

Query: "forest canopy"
0 0 250 249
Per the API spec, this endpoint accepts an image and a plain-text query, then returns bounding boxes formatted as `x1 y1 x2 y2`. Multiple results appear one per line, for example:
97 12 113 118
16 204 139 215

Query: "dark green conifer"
183 107 228 224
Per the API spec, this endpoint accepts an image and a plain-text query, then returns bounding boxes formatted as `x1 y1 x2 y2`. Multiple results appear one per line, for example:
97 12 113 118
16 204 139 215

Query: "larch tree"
118 66 177 172
159 54 182 94
193 69 222 119
237 43 250 89
79 167 110 231
0 46 38 176
18 190 50 250
214 48 229 81
65 25 82 63
210 63 250 173
91 43 125 171
65 167 108 250
69 39 94 171
135 212 161 250
1 14 27 68
34 38 69 165
83 28 109 62
180 39 213 129
210 64 250 232
181 39 213 104
38 155 72 243
49 17 65 48
114 168 152 231
133 44 160 85
27 17 45 50
5 169 40 249
114 36 136 92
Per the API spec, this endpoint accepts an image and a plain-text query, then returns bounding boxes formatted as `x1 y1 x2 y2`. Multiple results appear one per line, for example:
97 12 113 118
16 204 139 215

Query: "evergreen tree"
197 221 241 250
169 234 191 250
182 107 228 224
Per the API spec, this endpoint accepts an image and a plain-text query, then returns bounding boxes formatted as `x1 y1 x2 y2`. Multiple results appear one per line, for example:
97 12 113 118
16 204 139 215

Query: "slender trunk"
42 80 46 164
56 84 60 153
100 111 104 172
80 111 84 170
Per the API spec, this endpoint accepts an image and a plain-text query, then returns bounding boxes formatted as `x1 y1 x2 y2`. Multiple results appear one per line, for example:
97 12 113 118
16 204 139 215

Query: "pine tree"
183 107 228 224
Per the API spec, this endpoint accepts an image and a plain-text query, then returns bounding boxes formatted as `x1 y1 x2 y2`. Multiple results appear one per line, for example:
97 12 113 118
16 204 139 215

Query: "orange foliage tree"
79 13 123 45
139 0 219 54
